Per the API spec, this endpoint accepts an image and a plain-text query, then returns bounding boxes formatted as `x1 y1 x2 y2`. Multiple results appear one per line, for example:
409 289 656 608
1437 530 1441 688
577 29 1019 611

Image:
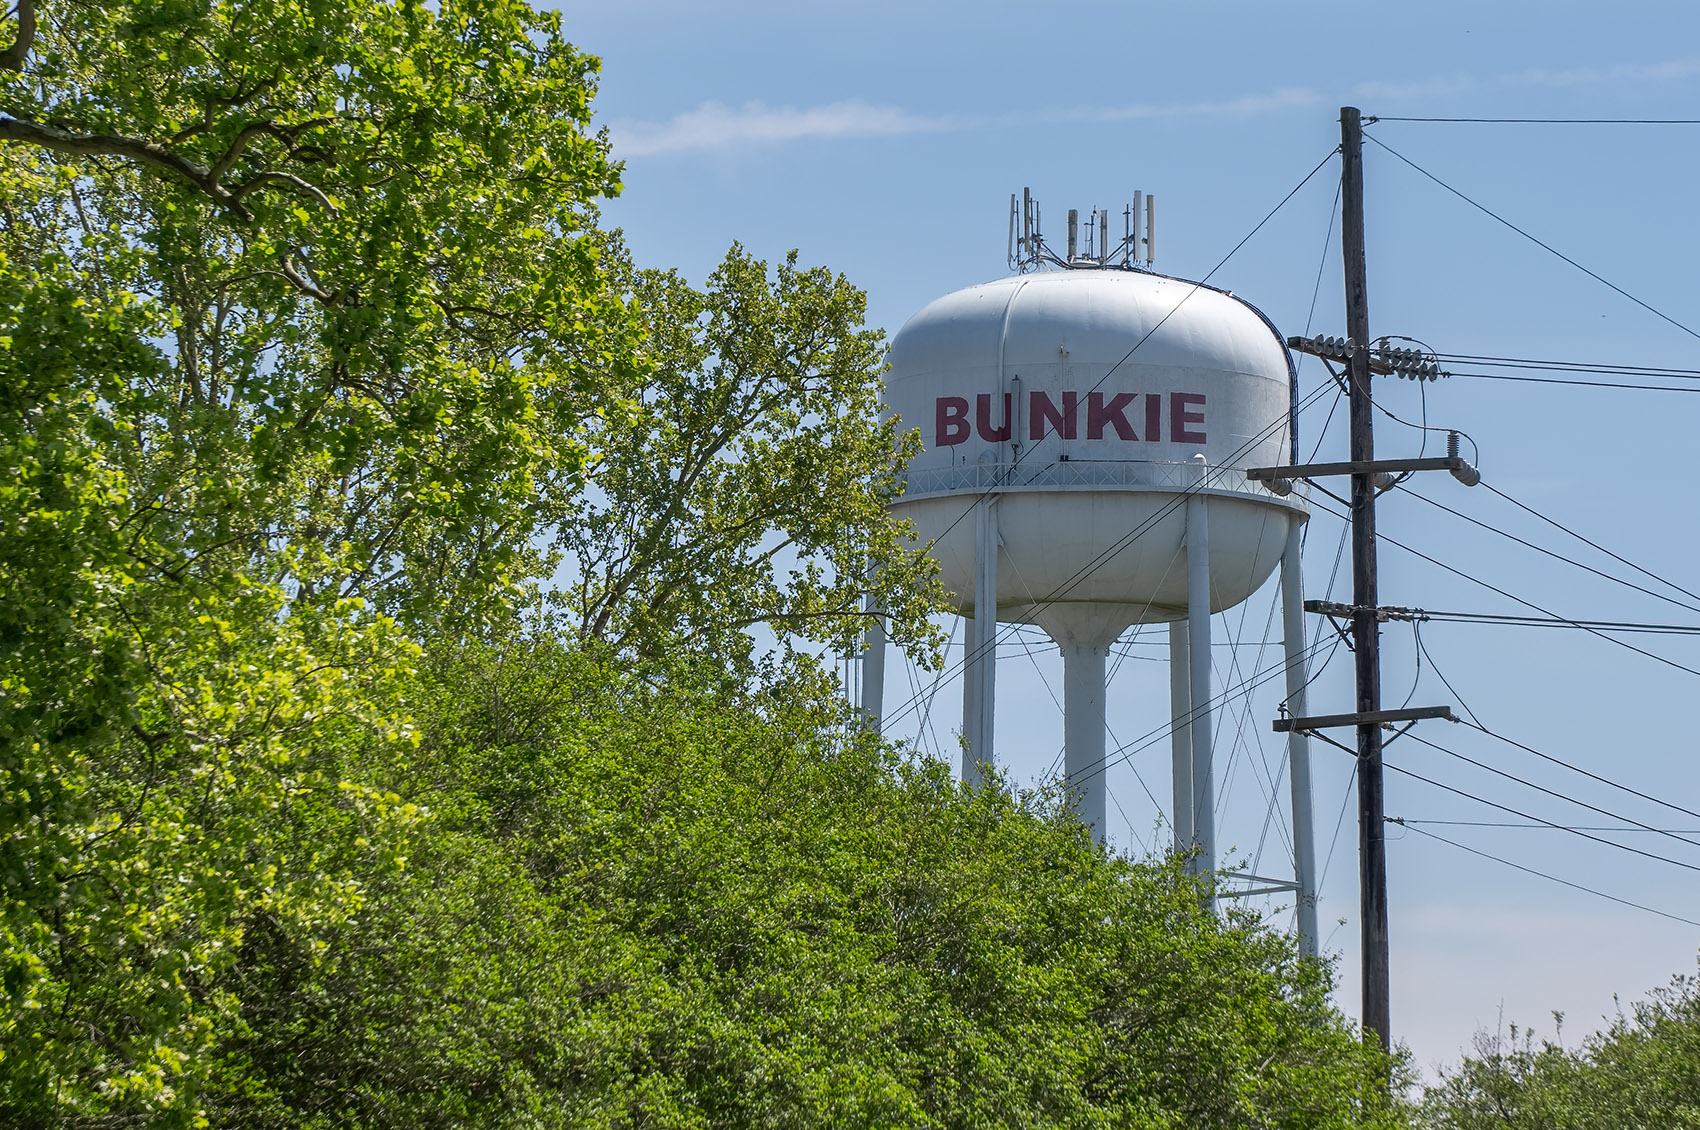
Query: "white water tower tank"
881 266 1309 873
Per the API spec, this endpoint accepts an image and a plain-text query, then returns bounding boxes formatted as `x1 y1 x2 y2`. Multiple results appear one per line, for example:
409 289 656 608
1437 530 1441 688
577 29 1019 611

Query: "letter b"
936 397 970 446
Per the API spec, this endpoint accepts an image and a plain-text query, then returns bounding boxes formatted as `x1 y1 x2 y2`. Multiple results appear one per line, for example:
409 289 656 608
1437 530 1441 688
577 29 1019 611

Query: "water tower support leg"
1281 516 1321 958
859 594 885 735
1061 641 1108 845
1186 495 1217 890
1168 621 1194 857
962 497 998 786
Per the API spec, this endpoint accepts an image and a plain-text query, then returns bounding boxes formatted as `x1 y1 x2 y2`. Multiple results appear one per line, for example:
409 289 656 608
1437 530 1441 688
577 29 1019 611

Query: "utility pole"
1250 107 1479 1067
1341 105 1390 1054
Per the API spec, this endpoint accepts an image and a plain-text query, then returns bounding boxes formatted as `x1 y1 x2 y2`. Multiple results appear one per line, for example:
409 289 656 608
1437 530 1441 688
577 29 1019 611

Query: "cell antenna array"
1009 187 1156 272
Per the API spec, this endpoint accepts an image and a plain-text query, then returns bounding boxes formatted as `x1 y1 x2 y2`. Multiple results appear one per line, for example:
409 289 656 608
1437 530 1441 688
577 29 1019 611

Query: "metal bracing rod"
1280 518 1320 958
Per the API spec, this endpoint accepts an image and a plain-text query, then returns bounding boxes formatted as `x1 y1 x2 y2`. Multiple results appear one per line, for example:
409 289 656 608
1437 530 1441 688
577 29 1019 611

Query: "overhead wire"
1382 754 1700 876
1463 719 1700 824
1304 493 1700 682
1399 730 1700 854
1402 608 1700 636
1362 132 1700 343
1431 353 1700 379
1394 821 1700 930
1401 818 1700 833
1373 116 1700 125
1395 484 1700 617
1448 370 1700 394
1480 480 1700 606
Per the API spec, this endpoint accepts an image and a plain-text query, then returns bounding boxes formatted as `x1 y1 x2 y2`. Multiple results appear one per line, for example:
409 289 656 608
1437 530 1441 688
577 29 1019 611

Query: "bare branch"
207 120 275 181
0 116 254 220
277 257 333 303
0 0 34 72
231 169 337 213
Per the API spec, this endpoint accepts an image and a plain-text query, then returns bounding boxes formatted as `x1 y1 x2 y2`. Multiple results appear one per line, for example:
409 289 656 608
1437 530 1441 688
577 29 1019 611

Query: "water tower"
861 192 1321 950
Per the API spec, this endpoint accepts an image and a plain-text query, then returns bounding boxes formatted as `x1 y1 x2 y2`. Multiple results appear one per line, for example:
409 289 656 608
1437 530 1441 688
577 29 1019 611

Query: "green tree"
1420 972 1700 1129
0 0 632 1119
553 238 944 666
210 633 1405 1129
0 0 636 629
1 0 1398 1125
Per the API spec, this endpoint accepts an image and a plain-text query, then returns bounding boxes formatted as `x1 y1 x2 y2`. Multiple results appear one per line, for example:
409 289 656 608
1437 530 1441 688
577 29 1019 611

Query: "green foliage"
205 637 1400 1129
555 238 945 666
1420 974 1700 1129
0 0 1397 1124
0 0 632 1118
1 0 638 630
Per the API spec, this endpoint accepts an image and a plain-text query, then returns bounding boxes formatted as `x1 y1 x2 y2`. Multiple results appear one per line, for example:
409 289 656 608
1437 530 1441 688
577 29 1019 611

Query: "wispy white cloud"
612 99 960 157
1505 57 1700 88
1353 56 1700 106
611 86 1320 158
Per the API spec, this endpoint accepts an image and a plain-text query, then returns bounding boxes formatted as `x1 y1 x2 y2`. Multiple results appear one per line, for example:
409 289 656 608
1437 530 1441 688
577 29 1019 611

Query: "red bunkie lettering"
1029 390 1078 440
1170 392 1207 444
1086 392 1138 440
936 397 970 446
976 393 1011 441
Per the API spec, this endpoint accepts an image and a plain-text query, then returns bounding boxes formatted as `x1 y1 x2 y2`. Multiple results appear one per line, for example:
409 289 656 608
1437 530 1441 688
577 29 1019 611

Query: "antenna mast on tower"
1010 188 1156 272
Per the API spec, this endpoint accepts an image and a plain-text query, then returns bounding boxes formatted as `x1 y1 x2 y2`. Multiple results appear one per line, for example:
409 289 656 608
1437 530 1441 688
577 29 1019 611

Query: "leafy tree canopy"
1420 971 1700 1130
0 0 1390 1125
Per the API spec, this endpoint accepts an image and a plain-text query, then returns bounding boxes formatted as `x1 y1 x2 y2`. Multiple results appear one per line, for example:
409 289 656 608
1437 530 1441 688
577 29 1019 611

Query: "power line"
1306 494 1700 682
1481 481 1700 606
1394 820 1700 930
1401 729 1700 854
1373 116 1700 124
1383 756 1700 876
1409 608 1700 637
1448 370 1700 394
1400 818 1700 833
1432 353 1700 380
1464 719 1700 825
1392 610 1700 829
1364 133 1700 344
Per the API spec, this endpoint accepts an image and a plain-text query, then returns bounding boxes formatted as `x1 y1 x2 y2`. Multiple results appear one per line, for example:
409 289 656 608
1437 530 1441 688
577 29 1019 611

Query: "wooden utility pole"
1340 105 1391 1054
1253 109 1479 1066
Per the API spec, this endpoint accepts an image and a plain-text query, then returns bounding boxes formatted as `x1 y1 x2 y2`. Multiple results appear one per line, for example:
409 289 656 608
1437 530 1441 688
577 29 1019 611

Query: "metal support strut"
1280 516 1320 958
1185 490 1216 893
963 497 998 786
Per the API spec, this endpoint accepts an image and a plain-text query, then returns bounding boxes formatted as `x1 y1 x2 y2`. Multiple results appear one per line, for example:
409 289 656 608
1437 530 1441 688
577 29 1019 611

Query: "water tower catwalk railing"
896 457 1301 500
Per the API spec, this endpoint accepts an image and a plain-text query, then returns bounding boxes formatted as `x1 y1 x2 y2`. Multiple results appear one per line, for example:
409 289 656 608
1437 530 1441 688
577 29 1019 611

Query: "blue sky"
556 0 1700 1075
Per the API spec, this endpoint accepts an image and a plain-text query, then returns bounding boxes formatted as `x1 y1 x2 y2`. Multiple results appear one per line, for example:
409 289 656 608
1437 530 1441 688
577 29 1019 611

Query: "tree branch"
0 116 254 220
230 169 337 213
0 0 34 72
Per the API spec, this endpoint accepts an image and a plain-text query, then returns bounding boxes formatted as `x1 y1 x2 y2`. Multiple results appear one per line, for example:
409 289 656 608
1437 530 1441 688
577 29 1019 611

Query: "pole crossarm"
1287 334 1443 380
1273 705 1457 733
1305 600 1424 622
1246 457 1471 480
